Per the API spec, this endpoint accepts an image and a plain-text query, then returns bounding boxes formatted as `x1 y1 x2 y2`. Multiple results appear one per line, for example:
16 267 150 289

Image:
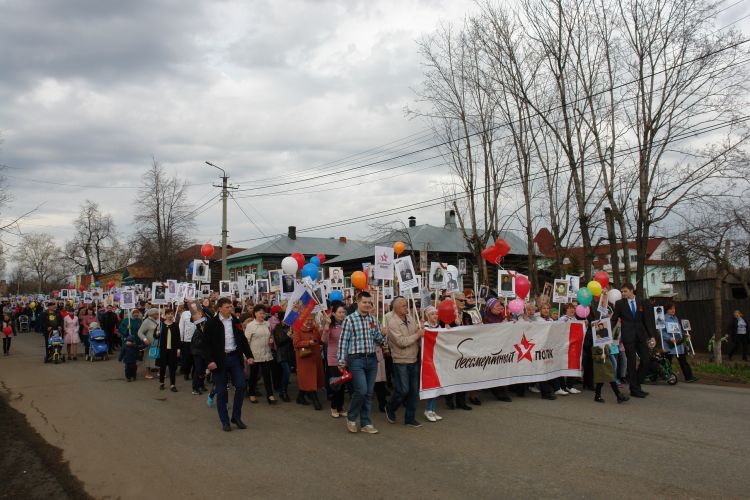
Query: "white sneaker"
331 408 340 418
528 385 540 393
339 410 348 417
346 420 358 433
361 425 379 434
424 411 437 422
555 388 569 396
567 387 581 394
433 412 443 421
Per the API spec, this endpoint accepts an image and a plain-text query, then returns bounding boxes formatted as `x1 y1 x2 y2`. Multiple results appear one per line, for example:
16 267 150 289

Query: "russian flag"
284 283 318 332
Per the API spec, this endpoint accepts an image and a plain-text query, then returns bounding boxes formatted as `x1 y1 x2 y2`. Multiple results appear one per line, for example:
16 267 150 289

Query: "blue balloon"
301 263 318 280
310 256 321 266
329 290 343 302
188 261 195 274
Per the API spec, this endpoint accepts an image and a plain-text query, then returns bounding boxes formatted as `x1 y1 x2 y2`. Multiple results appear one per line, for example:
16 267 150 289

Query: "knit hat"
486 298 499 311
270 304 281 315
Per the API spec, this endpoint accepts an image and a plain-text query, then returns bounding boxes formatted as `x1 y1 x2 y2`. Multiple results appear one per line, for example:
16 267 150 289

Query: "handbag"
299 347 312 358
148 338 160 359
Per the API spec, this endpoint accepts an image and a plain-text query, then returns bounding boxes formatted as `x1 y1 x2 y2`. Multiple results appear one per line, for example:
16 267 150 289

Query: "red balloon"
594 271 610 289
481 246 501 264
437 299 457 325
107 281 115 289
515 275 531 300
79 285 85 292
317 253 326 265
495 238 511 257
200 243 214 258
291 252 305 270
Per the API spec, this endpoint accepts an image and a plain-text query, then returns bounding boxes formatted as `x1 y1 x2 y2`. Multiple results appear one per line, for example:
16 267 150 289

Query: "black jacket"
204 314 253 370
272 320 294 363
609 297 654 344
38 310 63 336
101 311 119 334
190 320 209 357
156 323 181 353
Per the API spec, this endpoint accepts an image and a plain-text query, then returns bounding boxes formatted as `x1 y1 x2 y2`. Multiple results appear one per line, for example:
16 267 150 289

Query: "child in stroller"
87 322 109 361
46 329 65 364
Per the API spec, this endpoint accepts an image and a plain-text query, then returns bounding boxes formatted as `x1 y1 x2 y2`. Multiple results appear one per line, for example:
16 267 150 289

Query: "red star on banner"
514 333 535 363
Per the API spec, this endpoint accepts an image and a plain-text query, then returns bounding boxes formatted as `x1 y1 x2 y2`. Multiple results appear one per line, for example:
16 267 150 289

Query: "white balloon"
607 289 622 304
281 256 299 275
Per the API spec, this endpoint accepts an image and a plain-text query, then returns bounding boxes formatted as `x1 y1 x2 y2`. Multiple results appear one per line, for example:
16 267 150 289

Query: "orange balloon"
394 241 406 256
351 271 368 290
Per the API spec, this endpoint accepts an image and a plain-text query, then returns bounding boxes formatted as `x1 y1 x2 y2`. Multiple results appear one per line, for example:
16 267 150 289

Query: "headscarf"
483 298 505 324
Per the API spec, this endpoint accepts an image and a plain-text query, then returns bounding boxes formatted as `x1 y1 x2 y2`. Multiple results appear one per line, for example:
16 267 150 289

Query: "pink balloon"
508 298 525 315
575 305 590 318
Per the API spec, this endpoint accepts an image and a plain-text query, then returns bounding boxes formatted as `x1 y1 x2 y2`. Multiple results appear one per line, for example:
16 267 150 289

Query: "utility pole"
206 161 237 280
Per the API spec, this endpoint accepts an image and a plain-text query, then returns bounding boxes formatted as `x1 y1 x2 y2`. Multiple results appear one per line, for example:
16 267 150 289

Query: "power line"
229 37 750 196
229 114 749 244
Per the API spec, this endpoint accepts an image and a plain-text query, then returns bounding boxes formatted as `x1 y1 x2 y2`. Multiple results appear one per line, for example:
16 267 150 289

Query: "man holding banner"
384 297 424 428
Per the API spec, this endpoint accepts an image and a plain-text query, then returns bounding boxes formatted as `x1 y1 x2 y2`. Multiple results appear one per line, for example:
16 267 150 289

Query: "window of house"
731 287 748 299
661 272 667 282
630 255 637 263
673 272 678 281
650 273 655 284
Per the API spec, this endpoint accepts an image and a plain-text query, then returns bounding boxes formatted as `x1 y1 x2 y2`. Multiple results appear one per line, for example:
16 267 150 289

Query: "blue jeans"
278 361 291 394
387 361 420 422
347 355 378 426
213 352 247 426
609 354 621 383
425 398 437 412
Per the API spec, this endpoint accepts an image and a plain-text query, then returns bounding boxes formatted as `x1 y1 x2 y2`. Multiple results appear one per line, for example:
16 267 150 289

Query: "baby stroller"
46 329 65 364
644 347 678 385
87 329 109 361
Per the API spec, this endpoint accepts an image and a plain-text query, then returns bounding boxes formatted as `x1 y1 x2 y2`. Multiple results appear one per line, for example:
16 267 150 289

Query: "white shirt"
220 314 236 352
179 310 193 342
738 317 747 335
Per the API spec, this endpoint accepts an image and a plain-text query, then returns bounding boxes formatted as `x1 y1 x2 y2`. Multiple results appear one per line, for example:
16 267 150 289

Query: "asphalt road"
1 332 749 500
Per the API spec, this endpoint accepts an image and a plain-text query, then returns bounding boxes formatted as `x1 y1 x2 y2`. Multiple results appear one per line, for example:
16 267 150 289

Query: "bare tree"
412 21 507 285
617 0 750 288
64 200 130 274
132 159 196 280
671 198 750 363
14 233 64 292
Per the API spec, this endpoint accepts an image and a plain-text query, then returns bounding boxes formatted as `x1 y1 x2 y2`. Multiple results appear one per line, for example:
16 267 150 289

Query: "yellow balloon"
587 280 602 297
30 302 36 309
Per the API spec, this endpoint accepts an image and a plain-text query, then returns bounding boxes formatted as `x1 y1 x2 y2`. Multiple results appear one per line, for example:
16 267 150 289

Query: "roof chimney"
339 236 347 243
444 209 457 229
288 226 296 240
408 216 416 228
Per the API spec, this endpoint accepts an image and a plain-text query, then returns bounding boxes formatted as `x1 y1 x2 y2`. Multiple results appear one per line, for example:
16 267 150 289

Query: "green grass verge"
691 361 750 383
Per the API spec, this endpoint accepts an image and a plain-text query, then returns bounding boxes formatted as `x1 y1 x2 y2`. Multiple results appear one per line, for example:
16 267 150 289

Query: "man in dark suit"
205 297 254 431
609 283 654 398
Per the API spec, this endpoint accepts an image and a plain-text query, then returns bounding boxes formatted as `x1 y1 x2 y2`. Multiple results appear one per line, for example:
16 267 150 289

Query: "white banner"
420 321 585 399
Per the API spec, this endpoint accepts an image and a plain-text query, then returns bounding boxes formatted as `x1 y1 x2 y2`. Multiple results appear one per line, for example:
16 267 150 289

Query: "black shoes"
541 394 557 401
230 418 247 429
617 394 629 403
630 390 648 398
170 386 178 393
685 378 699 383
296 393 309 405
279 392 290 402
594 395 605 403
469 397 482 406
222 423 232 432
457 404 473 411
310 393 322 411
445 397 456 410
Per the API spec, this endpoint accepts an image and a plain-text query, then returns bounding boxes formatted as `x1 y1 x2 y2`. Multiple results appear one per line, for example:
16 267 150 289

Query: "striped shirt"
337 310 384 365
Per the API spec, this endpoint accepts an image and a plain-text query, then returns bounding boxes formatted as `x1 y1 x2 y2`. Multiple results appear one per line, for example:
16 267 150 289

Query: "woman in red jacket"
2 314 12 355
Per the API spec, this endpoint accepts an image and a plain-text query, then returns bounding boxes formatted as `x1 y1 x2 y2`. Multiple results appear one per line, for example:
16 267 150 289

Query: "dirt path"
0 392 91 500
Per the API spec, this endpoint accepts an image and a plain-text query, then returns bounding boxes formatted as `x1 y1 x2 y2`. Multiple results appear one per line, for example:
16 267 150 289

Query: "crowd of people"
0 280 729 434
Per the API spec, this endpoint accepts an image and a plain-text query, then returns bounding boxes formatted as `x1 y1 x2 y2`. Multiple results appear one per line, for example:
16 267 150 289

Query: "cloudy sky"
1 0 748 266
0 0 481 257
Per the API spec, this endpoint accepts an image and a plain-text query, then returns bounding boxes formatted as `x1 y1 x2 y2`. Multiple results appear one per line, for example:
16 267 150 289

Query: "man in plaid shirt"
338 291 384 434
